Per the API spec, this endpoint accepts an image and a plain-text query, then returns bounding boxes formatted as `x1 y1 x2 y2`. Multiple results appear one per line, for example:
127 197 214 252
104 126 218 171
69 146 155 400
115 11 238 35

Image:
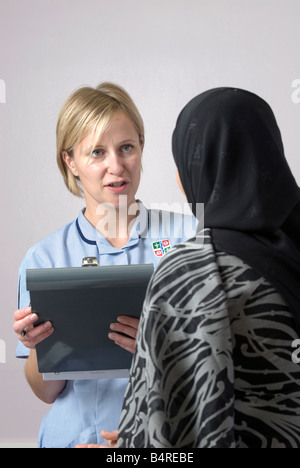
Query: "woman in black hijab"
118 88 300 448
173 87 300 334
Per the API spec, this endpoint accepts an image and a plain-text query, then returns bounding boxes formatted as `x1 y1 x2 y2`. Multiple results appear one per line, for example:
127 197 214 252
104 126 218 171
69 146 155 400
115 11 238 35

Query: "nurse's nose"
106 152 124 176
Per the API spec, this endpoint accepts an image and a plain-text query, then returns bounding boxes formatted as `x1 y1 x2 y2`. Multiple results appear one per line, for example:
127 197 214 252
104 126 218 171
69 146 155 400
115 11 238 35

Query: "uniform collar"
76 201 147 251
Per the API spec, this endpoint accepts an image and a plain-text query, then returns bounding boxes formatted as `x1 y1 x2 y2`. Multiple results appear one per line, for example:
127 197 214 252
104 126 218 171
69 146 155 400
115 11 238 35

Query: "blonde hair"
56 82 145 197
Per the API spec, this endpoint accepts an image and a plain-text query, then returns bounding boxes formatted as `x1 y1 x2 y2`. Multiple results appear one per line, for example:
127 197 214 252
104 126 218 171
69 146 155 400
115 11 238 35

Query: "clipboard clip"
82 257 99 267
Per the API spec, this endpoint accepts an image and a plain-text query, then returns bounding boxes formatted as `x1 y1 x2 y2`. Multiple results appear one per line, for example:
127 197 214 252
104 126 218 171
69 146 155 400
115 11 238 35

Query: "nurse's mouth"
105 181 128 192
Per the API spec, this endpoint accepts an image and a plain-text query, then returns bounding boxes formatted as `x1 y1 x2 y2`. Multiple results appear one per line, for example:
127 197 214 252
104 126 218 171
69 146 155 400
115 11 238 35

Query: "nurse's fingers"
19 323 54 349
101 430 118 448
13 306 33 322
13 308 38 335
117 316 139 332
13 305 54 349
21 321 53 341
109 317 138 353
110 316 139 339
75 444 108 448
108 332 136 354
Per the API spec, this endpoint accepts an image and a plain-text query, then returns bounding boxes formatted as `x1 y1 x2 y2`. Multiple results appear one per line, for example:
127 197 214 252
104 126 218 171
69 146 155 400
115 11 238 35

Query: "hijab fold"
172 88 300 335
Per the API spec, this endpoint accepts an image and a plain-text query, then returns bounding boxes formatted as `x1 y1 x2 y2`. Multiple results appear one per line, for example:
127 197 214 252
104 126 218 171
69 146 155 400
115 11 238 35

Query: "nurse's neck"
84 201 139 249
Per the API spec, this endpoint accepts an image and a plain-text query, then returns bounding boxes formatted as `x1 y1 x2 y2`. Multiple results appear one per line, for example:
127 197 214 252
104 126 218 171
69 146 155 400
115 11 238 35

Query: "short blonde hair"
56 82 145 197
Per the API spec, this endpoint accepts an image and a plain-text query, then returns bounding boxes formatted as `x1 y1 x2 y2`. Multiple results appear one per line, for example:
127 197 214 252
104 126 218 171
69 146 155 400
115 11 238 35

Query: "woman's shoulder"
20 218 77 269
151 229 216 282
162 228 213 259
143 229 224 312
142 201 198 242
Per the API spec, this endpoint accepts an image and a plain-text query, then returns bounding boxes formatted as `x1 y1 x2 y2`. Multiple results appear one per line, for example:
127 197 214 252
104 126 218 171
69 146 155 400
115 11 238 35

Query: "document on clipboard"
26 263 154 381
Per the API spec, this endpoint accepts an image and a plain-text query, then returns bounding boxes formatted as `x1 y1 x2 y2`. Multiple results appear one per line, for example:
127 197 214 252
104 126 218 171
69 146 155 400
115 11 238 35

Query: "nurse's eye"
121 144 133 154
91 148 105 159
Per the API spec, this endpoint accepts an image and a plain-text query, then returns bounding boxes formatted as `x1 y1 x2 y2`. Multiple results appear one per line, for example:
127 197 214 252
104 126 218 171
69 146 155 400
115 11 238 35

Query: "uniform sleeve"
118 243 236 448
15 224 75 359
15 256 32 358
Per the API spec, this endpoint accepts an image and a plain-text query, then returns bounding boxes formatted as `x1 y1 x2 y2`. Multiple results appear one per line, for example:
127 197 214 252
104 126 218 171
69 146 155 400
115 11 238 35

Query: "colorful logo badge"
152 240 172 257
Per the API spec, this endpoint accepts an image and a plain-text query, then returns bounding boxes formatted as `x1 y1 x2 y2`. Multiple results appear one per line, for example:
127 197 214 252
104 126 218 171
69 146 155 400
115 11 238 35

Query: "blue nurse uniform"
16 201 197 447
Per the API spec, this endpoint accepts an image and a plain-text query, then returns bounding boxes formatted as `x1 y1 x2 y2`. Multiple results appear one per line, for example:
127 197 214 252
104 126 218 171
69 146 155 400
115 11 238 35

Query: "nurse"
13 82 196 448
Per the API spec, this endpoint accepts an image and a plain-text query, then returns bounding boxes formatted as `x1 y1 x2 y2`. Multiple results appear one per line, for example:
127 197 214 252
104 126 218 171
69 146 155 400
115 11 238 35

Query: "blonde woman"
13 82 196 448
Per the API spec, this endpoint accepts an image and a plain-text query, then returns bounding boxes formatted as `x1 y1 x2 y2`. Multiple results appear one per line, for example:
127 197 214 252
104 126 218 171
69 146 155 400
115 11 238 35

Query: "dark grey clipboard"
26 263 154 380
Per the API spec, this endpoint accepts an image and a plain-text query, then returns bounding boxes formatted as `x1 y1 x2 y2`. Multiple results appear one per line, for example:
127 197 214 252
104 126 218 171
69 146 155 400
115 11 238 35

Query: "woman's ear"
62 151 79 177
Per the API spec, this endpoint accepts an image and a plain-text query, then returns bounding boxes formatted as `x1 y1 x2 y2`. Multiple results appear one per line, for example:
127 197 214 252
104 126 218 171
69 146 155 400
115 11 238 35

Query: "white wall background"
1 0 300 446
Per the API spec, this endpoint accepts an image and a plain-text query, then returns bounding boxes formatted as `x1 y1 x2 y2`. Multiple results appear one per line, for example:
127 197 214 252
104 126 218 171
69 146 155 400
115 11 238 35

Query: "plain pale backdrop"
1 0 300 446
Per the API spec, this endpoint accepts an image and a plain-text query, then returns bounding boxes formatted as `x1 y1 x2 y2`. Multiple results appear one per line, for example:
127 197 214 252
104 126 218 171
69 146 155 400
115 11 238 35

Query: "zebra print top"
118 229 300 448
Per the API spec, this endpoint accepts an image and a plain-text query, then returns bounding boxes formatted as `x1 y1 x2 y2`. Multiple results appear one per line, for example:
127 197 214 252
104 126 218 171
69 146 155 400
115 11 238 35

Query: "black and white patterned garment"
118 229 300 448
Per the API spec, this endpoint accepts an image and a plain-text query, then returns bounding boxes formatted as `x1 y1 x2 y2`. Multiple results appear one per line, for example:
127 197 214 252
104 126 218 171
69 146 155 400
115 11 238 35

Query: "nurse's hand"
108 316 139 354
76 430 118 448
13 306 54 349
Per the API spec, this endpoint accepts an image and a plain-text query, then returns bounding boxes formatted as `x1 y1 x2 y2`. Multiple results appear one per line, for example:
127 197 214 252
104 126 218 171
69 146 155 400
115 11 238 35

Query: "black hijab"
172 87 300 335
